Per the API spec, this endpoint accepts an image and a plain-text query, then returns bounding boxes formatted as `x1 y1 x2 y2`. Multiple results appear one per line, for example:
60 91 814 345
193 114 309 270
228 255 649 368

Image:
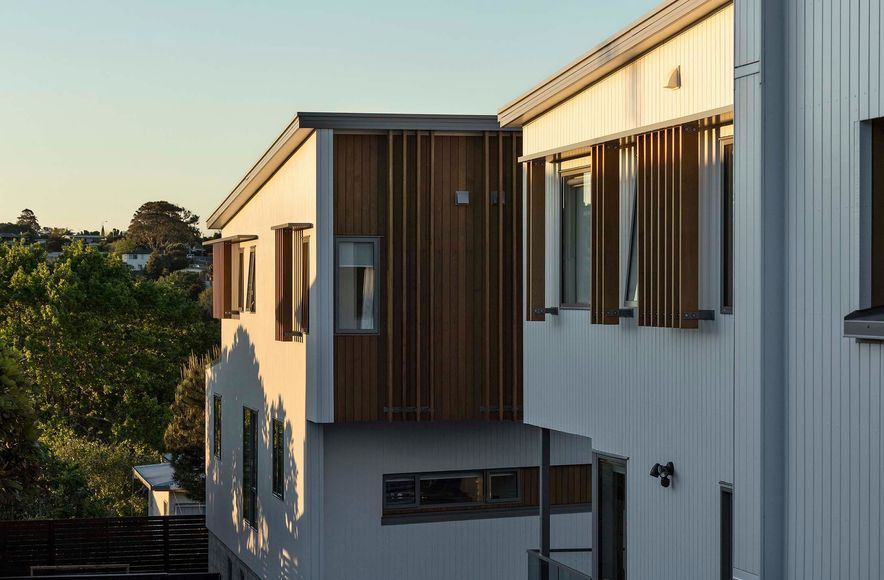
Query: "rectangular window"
242 407 258 527
245 246 256 313
721 140 734 313
335 237 379 333
235 247 244 312
213 395 222 459
561 171 592 307
625 193 639 307
487 470 520 502
384 476 417 508
720 486 733 580
271 419 284 499
871 118 884 306
420 472 483 506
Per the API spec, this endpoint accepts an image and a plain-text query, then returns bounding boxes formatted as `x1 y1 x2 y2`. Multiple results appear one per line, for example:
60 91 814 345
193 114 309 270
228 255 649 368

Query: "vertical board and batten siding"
522 126 734 579
332 132 523 423
779 0 884 578
205 131 326 580
522 4 734 158
322 422 592 580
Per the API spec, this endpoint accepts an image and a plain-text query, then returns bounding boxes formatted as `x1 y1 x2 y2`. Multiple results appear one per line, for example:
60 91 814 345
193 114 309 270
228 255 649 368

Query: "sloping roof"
133 462 181 491
497 0 731 127
206 112 516 230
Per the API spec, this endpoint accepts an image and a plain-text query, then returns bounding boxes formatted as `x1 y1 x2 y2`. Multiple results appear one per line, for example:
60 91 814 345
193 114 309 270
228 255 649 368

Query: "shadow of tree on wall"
206 326 306 580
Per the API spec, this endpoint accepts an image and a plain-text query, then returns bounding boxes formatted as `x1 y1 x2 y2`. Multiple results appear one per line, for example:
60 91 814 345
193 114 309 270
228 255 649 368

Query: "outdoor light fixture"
664 66 681 89
649 461 675 488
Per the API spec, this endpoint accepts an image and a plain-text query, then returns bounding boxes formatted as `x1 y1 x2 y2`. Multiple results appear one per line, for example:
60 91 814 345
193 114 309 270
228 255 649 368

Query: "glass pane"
626 196 639 305
561 173 592 306
488 471 519 501
384 477 416 507
337 241 377 331
420 474 483 505
246 248 256 312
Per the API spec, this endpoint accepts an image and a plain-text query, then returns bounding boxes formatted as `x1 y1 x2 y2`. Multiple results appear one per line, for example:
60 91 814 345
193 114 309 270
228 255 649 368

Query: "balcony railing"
527 549 592 580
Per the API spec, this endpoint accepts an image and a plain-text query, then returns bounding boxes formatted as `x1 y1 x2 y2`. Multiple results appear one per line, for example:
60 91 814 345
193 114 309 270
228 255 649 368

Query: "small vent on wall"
455 190 470 205
664 66 681 90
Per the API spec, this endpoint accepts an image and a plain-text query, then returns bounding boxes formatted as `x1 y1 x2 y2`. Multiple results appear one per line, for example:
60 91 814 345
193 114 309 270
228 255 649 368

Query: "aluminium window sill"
844 305 884 341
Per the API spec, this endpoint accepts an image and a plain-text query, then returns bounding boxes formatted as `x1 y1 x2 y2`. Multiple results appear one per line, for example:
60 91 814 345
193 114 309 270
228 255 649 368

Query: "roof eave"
497 0 731 128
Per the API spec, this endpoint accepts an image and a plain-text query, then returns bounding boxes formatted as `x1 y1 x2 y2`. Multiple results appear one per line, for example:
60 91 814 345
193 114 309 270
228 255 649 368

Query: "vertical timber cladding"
636 124 700 328
590 141 621 325
332 131 523 422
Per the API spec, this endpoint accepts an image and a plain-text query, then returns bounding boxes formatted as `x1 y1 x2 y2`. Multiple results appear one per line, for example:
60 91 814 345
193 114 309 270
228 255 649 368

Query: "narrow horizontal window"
335 237 379 334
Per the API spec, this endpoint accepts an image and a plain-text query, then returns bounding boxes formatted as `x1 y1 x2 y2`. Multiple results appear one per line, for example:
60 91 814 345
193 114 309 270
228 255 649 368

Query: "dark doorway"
596 455 627 580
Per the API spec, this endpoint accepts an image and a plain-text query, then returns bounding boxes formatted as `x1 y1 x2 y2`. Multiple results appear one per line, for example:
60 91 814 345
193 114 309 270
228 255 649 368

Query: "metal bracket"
683 310 715 321
533 307 559 316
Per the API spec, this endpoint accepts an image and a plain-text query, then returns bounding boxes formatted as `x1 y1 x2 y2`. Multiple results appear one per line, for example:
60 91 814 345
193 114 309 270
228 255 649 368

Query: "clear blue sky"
0 0 660 233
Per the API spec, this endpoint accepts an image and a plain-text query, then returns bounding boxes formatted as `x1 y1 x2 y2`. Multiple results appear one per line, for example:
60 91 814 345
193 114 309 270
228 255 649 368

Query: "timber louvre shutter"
590 141 620 325
636 124 700 329
212 241 233 319
275 225 311 340
527 158 546 321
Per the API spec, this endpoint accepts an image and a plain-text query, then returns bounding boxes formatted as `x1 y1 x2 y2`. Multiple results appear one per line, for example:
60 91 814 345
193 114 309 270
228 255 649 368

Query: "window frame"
720 138 734 315
244 246 256 313
271 418 284 500
486 469 522 504
242 406 258 528
334 236 381 335
559 168 592 310
213 395 222 459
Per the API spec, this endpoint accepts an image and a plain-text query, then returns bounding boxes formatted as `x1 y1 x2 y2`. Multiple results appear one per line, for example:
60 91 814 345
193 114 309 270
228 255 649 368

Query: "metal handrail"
527 549 592 580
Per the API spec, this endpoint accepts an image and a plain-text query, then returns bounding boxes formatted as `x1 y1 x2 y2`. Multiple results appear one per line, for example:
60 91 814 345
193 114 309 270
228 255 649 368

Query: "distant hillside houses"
121 247 151 271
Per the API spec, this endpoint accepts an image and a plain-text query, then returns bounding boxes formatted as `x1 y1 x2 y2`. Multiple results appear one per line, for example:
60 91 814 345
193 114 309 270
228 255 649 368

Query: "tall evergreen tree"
164 348 217 503
15 209 39 234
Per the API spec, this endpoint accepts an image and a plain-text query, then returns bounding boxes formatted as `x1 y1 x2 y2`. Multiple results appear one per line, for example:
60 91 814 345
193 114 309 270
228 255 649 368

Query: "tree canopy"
15 209 39 234
128 201 200 253
164 349 217 503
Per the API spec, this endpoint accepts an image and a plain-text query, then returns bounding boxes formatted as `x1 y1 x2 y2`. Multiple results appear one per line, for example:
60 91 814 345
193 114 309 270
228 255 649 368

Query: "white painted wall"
205 131 322 580
523 125 733 579
322 422 592 580
523 4 734 158
778 0 884 578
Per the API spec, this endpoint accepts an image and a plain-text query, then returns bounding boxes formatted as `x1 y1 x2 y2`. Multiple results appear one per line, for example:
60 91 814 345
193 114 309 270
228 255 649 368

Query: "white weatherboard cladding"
522 5 734 157
522 127 734 579
782 0 884 578
205 131 322 580
321 422 592 580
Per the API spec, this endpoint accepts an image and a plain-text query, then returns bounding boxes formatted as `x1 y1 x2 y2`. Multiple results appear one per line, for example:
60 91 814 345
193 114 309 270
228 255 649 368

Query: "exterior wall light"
649 461 675 488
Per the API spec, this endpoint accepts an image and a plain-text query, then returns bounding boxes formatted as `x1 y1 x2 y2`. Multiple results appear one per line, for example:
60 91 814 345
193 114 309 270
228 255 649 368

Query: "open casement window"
527 158 547 321
636 124 700 328
274 224 312 341
559 156 591 309
589 140 621 324
207 235 257 319
245 246 256 313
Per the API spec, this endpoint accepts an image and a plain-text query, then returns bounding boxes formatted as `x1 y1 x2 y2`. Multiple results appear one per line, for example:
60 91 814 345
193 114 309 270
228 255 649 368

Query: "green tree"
16 209 39 234
0 342 40 499
0 242 218 449
145 243 189 279
158 271 205 302
45 228 71 253
164 349 217 503
128 201 199 253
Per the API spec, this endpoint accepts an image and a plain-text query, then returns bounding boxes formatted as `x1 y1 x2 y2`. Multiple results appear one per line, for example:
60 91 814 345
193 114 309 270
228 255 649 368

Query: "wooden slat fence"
0 515 208 577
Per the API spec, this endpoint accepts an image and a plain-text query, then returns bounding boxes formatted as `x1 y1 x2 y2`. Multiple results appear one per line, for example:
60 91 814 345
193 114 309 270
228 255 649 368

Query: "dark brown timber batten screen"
0 515 209 577
636 124 700 329
590 141 620 325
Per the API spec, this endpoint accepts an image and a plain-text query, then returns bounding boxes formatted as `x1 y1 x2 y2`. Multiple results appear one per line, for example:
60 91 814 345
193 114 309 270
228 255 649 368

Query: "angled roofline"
207 112 516 230
497 0 731 128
